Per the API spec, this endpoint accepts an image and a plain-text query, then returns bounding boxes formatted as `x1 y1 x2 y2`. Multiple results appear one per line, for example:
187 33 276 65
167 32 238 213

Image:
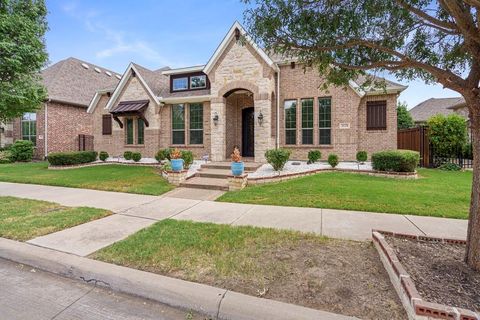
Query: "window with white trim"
22 113 36 146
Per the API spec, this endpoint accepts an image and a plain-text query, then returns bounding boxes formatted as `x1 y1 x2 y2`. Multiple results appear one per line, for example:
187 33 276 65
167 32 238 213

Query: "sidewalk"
0 182 468 257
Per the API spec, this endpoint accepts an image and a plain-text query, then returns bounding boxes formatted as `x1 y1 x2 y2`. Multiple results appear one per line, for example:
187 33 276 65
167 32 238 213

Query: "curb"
0 238 357 320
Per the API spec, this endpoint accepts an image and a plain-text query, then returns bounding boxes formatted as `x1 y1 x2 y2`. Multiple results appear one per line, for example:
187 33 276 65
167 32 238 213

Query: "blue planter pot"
231 161 244 176
171 159 184 172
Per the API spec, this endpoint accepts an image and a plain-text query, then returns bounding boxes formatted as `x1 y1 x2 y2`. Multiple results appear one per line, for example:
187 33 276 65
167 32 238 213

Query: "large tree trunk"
465 104 480 271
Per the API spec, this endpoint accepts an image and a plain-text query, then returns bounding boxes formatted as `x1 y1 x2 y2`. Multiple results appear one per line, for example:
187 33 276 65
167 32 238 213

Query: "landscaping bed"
93 219 406 320
0 196 111 241
386 235 479 313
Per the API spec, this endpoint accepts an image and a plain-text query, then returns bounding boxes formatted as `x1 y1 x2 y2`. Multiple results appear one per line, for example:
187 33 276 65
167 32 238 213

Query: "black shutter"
102 114 112 135
367 101 387 130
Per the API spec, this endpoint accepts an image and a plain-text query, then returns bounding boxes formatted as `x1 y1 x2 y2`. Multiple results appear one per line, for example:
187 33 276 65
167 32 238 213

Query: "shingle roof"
409 97 466 122
41 57 121 107
131 63 169 97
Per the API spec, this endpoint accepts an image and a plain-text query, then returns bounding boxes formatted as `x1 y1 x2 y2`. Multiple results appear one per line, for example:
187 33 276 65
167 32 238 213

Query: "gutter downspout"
44 99 50 159
276 65 280 148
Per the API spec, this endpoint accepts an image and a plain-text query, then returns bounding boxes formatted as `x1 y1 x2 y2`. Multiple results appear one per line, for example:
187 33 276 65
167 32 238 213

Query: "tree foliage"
427 114 468 157
0 0 48 121
397 101 414 129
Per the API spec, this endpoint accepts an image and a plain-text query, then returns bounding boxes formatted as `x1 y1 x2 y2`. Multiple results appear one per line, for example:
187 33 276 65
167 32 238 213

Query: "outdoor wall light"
258 112 264 125
213 112 219 125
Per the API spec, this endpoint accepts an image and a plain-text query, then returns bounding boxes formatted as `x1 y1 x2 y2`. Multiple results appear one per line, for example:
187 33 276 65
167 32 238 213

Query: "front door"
242 107 255 157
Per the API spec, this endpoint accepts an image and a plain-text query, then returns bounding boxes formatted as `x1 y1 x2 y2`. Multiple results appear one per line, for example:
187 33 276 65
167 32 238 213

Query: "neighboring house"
409 97 468 124
0 122 13 148
88 22 406 162
11 57 120 158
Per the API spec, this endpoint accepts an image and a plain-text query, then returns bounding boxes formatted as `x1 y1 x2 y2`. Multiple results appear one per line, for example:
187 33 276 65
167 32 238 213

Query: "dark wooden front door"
242 107 255 157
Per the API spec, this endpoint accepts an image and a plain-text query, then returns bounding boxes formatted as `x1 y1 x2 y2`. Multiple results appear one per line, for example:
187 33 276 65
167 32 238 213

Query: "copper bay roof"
110 100 149 114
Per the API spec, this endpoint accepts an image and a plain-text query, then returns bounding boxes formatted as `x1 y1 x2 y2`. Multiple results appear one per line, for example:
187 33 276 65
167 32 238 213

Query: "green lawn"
0 162 173 195
0 196 111 241
218 169 472 219
93 219 326 283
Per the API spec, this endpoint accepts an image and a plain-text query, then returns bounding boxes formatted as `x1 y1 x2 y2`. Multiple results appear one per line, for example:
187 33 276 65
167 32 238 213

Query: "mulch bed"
385 236 480 312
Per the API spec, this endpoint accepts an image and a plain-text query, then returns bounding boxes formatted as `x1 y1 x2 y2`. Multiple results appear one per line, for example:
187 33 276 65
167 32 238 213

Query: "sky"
45 0 461 109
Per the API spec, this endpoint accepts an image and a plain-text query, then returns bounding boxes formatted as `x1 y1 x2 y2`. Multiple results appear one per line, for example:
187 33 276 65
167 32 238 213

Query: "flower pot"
171 159 184 172
231 161 244 176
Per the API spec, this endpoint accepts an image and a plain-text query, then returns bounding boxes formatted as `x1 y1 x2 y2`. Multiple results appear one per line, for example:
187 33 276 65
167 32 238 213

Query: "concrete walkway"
0 182 468 256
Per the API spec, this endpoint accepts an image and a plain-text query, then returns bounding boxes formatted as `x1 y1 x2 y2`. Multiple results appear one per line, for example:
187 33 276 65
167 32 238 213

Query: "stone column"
210 98 226 162
254 94 273 163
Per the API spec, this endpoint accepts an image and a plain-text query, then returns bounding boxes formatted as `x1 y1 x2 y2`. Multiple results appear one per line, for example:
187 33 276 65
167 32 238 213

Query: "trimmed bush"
356 151 368 162
124 151 133 160
307 150 321 164
10 140 34 162
328 154 339 168
48 151 98 166
99 151 109 161
155 148 172 161
181 150 194 169
371 150 419 172
438 162 461 171
0 150 13 164
265 148 291 171
132 152 142 162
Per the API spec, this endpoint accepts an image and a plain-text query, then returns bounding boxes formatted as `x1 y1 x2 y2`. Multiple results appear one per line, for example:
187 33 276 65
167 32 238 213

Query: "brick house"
88 22 406 163
10 57 120 158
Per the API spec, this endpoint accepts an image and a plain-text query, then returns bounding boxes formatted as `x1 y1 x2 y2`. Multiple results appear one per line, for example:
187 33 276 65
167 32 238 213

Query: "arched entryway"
223 88 255 159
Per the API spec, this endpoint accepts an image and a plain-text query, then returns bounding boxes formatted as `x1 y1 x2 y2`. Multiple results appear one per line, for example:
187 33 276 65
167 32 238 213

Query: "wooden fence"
397 126 430 167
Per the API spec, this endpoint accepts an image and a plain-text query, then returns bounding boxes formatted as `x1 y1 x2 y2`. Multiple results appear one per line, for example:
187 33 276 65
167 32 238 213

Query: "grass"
93 219 326 282
218 169 472 219
0 196 111 241
0 162 173 195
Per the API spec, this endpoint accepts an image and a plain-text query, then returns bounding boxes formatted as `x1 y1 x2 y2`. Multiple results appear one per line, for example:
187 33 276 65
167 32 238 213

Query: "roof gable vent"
81 63 89 69
94 67 101 73
105 71 112 77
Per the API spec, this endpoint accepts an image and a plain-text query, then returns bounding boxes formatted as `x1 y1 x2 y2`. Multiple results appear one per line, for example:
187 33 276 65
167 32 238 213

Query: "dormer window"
170 72 210 92
172 77 188 91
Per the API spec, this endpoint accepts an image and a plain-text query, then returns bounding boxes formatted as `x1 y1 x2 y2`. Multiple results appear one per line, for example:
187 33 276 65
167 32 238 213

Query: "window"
319 97 332 144
137 118 144 144
21 113 36 146
172 104 185 144
367 100 387 130
172 77 188 91
301 98 314 144
189 103 203 145
125 118 134 144
284 100 297 145
102 114 112 135
190 75 207 89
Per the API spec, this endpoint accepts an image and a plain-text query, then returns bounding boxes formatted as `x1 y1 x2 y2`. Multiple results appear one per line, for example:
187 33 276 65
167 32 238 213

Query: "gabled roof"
203 21 278 74
42 57 120 107
409 97 466 122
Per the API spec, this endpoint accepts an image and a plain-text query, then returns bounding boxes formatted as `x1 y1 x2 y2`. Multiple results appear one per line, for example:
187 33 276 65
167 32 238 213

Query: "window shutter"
102 114 112 135
366 101 387 130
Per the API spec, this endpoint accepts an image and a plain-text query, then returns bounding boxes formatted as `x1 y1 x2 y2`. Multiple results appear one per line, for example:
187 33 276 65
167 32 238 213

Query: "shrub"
371 150 420 172
48 151 98 166
265 148 291 171
10 140 34 162
132 152 142 162
181 150 194 169
307 150 321 164
356 151 368 162
438 162 461 171
124 151 133 160
0 150 13 164
99 151 109 161
427 114 468 157
328 154 339 168
155 148 172 161
162 160 172 171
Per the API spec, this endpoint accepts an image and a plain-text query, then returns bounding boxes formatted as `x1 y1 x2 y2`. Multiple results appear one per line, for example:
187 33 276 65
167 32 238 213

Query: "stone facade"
0 122 13 148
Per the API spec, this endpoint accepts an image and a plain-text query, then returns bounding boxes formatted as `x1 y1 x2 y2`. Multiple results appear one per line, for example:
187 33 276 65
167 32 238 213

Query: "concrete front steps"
180 162 262 191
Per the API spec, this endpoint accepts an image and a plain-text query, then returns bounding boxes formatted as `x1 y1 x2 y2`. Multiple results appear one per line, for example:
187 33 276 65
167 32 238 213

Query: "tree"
428 114 468 157
0 0 48 122
397 101 414 129
244 0 480 270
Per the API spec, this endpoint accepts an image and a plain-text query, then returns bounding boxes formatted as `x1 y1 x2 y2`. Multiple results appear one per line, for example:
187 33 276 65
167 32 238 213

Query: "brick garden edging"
372 230 479 320
248 168 417 185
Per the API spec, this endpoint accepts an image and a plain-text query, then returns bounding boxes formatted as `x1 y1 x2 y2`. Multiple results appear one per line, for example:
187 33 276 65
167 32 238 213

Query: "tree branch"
395 0 458 31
